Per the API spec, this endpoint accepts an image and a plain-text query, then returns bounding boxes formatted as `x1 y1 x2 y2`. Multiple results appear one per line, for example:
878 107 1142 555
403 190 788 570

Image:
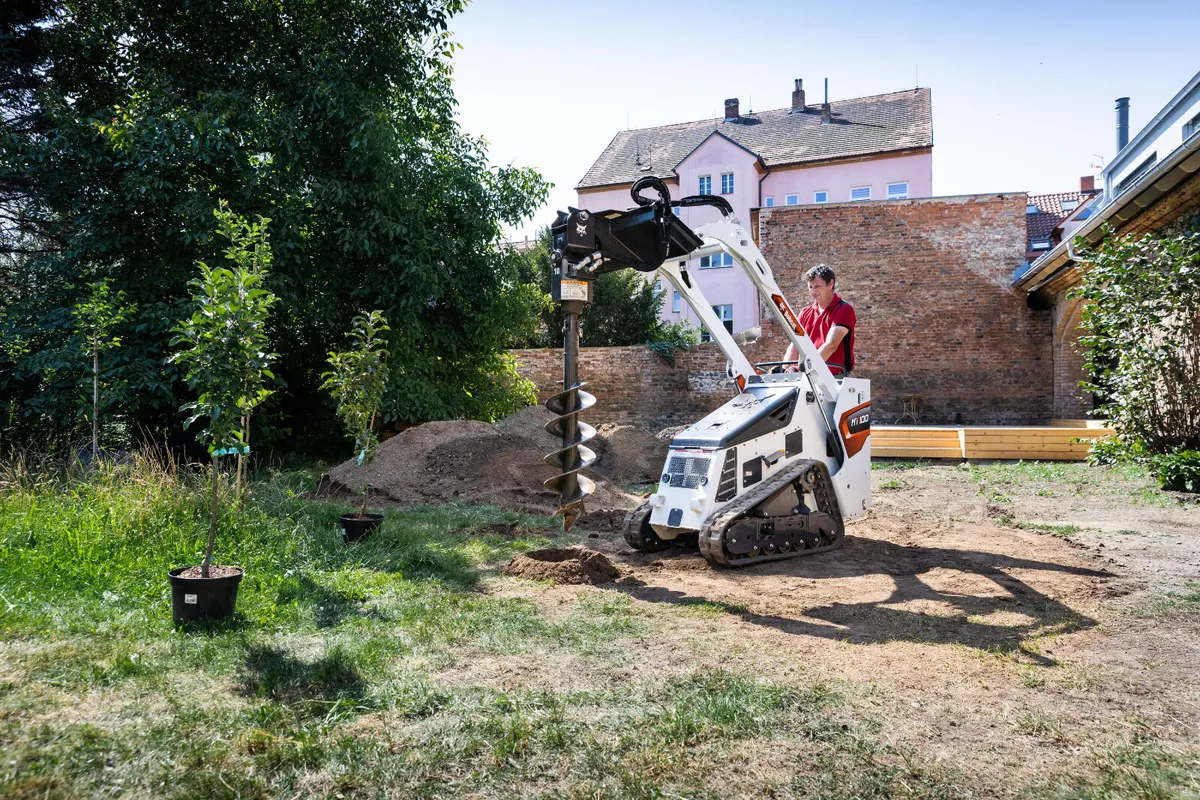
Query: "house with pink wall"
576 81 934 335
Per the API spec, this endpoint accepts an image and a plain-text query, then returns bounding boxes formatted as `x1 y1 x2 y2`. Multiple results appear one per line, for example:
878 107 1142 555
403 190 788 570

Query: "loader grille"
667 455 710 489
715 448 738 502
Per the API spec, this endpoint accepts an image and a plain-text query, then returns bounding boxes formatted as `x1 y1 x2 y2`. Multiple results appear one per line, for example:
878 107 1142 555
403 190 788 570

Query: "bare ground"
455 460 1200 796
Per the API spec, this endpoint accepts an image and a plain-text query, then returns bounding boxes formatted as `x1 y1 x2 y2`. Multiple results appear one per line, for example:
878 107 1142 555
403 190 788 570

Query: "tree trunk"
360 411 375 518
235 415 248 510
203 455 220 578
92 348 99 463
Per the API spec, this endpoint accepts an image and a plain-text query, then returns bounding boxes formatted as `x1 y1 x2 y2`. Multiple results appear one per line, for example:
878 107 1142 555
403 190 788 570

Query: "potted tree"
74 279 134 464
167 205 277 625
322 310 390 543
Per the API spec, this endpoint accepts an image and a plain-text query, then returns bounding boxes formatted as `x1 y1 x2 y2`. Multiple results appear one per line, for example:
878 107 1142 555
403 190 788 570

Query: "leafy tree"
73 278 133 461
322 310 390 519
170 210 277 577
511 227 670 348
1 0 548 450
1073 220 1200 454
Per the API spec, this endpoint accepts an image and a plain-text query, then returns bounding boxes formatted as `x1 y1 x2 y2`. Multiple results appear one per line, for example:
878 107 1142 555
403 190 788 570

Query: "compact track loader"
544 177 870 567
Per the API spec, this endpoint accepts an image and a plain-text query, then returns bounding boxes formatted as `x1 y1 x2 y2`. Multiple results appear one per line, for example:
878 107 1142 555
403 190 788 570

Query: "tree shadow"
616 536 1114 665
275 574 387 628
240 643 368 706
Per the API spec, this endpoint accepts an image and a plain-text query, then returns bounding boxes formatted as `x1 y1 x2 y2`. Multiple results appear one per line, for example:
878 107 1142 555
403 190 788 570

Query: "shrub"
1151 450 1200 493
1072 221 1200 454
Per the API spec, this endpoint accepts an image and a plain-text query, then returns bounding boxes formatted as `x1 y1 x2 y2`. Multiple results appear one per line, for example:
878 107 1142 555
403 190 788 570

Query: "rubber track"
698 459 844 567
622 499 669 552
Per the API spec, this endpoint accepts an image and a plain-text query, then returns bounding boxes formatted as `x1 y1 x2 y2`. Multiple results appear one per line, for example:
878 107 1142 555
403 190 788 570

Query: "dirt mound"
592 424 670 484
320 415 639 518
502 547 620 585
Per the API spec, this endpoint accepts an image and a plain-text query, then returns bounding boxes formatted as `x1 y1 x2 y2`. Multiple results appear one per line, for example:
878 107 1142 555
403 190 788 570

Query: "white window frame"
886 182 908 200
813 190 828 203
672 291 681 313
700 304 735 341
764 196 775 207
653 279 663 296
785 194 799 206
699 253 733 269
1030 238 1051 251
720 172 734 195
1184 111 1200 140
1060 198 1079 212
698 175 712 195
850 186 872 202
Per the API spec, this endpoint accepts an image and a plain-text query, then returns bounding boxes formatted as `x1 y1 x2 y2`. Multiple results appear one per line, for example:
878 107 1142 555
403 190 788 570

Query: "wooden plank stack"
872 422 1114 461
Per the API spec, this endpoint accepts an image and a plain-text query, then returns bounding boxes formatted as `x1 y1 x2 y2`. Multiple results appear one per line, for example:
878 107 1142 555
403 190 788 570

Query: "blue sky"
448 0 1199 240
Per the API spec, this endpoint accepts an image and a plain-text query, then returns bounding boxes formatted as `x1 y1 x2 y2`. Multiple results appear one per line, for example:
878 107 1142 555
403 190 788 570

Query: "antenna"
824 78 829 105
915 63 919 88
748 93 752 114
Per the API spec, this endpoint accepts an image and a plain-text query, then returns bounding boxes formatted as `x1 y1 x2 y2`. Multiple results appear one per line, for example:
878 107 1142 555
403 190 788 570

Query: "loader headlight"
661 473 670 483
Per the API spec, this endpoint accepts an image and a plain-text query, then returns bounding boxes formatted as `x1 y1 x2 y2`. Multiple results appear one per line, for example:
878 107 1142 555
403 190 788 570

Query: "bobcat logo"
575 222 587 236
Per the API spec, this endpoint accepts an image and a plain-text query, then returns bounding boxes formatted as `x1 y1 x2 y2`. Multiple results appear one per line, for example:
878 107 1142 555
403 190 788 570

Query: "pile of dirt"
321 407 662 518
502 547 620 585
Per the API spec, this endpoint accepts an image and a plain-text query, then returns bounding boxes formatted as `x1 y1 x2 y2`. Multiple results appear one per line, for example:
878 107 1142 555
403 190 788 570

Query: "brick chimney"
1080 175 1095 192
820 102 832 124
724 98 739 121
791 79 806 111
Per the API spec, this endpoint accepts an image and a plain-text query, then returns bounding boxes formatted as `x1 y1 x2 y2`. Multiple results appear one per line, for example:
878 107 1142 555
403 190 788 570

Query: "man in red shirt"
783 264 856 376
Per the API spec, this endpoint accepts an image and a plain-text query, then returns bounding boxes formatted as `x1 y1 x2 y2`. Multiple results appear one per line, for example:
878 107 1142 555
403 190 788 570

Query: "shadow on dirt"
615 535 1114 665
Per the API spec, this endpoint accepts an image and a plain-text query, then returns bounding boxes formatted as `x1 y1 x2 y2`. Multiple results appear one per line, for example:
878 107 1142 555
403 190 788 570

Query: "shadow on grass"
617 536 1114 665
274 574 386 628
240 643 367 706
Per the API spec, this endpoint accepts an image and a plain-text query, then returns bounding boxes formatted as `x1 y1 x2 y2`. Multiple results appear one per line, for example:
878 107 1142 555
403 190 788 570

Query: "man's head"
805 264 837 307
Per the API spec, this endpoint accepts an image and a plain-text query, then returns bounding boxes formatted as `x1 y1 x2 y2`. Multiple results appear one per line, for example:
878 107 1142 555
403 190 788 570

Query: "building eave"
1014 131 1200 292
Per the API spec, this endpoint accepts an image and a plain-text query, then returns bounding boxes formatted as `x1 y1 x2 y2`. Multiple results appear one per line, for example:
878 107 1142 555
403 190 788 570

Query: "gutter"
1015 130 1200 293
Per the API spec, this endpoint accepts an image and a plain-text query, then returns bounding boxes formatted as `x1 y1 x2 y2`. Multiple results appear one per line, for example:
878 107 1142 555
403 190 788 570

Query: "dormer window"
1061 198 1079 212
1031 238 1051 250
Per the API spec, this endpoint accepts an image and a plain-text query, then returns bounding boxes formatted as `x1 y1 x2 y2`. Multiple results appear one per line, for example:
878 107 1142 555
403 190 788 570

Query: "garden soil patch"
320 407 670 518
502 547 620 585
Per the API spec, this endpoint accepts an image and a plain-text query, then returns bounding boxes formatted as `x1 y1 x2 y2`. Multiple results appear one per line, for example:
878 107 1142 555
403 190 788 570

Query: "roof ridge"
618 86 930 134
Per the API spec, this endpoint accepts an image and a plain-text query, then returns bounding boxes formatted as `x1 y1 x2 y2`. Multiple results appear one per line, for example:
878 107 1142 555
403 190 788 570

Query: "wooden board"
872 425 1114 462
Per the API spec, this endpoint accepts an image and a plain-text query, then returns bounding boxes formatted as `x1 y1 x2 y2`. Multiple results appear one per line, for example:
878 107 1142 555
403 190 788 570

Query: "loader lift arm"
544 177 847 529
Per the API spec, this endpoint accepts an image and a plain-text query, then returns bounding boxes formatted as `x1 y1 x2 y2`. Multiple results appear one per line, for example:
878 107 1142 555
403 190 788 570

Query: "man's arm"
817 325 849 362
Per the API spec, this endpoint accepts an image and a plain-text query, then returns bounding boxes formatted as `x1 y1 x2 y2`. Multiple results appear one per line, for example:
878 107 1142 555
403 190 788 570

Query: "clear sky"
447 0 1199 241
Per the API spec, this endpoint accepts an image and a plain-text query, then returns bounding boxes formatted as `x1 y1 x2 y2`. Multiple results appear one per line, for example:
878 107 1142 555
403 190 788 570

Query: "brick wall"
512 193 1057 429
751 194 1054 424
509 342 736 431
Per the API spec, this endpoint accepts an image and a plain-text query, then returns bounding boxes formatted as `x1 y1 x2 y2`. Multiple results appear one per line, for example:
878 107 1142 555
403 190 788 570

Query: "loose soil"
502 547 621 585
175 565 243 579
469 460 1200 795
320 406 666 521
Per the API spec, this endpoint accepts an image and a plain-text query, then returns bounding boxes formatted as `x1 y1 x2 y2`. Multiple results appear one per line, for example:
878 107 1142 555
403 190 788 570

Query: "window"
850 186 871 201
699 253 733 269
672 291 681 313
673 206 681 216
700 305 735 341
1030 237 1051 251
720 172 734 194
785 194 799 205
1026 203 1039 214
1184 111 1200 140
1060 198 1079 212
1115 152 1157 196
814 191 828 203
653 279 663 296
886 182 908 199
698 175 712 195
764 196 775 207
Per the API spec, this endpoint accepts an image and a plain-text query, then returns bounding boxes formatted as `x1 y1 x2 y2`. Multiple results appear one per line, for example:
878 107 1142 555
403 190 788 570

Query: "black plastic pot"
341 513 383 544
167 566 244 626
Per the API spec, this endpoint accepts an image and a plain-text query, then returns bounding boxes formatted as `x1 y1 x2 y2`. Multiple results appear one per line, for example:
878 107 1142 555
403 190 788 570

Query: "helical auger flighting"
543 380 596 529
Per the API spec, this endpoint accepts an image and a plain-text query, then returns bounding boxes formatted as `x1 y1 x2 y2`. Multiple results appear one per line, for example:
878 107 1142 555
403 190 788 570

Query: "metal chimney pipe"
1116 97 1130 153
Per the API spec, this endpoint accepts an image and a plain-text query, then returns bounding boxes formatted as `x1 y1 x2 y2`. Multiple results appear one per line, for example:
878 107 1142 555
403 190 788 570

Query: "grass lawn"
1 454 1197 798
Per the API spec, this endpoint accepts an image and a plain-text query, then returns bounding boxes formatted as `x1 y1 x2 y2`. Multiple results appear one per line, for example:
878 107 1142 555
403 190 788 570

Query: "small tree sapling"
322 311 390 519
74 280 134 462
170 207 278 578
